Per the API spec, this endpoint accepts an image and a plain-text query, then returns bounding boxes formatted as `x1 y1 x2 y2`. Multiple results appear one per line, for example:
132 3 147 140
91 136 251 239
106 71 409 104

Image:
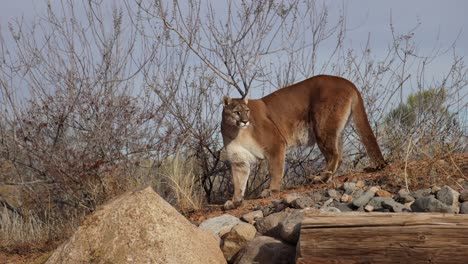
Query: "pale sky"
1 0 467 92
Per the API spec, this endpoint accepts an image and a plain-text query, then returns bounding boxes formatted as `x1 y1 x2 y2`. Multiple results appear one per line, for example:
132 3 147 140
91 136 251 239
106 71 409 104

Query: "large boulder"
46 187 226 264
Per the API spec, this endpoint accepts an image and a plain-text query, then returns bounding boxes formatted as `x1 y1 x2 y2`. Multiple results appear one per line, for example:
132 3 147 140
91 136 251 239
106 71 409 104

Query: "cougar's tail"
351 92 386 169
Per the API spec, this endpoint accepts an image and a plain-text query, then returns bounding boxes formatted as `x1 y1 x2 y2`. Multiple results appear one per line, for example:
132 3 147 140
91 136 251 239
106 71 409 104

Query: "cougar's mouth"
238 121 250 128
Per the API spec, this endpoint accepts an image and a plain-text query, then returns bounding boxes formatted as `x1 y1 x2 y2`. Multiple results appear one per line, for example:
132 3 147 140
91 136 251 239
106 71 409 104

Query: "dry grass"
157 153 204 213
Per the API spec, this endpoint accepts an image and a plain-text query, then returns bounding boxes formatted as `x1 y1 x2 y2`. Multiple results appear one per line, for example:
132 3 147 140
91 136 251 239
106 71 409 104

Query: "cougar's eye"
234 111 240 115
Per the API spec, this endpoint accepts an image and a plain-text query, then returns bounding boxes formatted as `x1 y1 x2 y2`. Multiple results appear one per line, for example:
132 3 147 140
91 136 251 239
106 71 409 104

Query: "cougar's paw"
310 171 333 184
223 200 236 210
260 188 279 198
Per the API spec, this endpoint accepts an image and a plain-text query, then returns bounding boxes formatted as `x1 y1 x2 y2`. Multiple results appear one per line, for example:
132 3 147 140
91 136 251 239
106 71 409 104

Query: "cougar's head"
222 95 250 129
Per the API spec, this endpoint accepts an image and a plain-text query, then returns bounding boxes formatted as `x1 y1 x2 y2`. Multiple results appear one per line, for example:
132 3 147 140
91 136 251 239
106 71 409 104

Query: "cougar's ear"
223 96 232 106
242 91 249 104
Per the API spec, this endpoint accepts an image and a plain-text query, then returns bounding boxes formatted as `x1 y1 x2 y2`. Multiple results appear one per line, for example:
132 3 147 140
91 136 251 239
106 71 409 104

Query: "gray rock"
397 193 415 203
311 192 323 203
255 210 292 238
364 204 374 212
241 210 264 224
292 197 314 209
436 185 460 213
351 189 364 199
320 207 341 213
336 203 354 212
411 196 454 213
411 188 432 199
322 198 334 208
199 214 241 240
382 199 407 212
367 197 394 210
261 205 274 217
283 193 303 205
343 182 357 195
327 189 339 199
460 202 468 214
275 203 287 212
279 210 304 244
221 222 257 262
233 236 296 264
460 191 468 203
352 186 379 208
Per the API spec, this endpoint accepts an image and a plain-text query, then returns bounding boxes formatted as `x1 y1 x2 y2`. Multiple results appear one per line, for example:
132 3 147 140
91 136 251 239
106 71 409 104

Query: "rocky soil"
188 155 468 263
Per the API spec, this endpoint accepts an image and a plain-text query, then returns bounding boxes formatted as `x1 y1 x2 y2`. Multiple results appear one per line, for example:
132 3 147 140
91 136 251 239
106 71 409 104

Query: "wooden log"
297 211 468 264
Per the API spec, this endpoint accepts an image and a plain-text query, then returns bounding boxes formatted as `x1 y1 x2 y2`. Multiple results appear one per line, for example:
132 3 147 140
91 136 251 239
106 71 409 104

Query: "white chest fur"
225 130 265 164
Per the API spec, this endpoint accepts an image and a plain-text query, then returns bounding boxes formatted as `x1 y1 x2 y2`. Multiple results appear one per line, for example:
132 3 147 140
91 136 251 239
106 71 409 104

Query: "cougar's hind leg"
261 145 286 198
311 105 350 184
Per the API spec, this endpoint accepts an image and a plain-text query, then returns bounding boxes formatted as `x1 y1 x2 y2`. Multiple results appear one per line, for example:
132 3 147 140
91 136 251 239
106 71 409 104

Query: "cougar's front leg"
261 145 286 198
224 161 250 210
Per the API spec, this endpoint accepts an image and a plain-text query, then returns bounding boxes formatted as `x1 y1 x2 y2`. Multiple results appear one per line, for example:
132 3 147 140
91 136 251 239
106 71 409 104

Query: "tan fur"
221 75 386 208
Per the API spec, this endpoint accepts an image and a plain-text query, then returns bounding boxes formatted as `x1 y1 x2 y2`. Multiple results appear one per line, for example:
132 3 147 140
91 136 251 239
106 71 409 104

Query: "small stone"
283 193 303 205
336 203 353 212
460 202 468 214
275 203 287 212
460 191 468 202
320 207 341 213
271 199 283 207
351 189 364 199
233 236 296 264
356 180 366 188
341 193 352 203
382 200 407 212
311 192 323 203
241 210 263 224
352 186 379 208
411 196 454 213
367 197 394 210
411 188 432 199
255 211 291 238
261 206 274 217
431 186 441 194
322 198 334 208
279 210 304 244
221 222 257 262
375 189 393 198
398 189 410 195
199 214 241 240
364 204 374 212
343 182 357 194
327 189 339 199
397 193 415 204
436 185 460 213
292 197 314 209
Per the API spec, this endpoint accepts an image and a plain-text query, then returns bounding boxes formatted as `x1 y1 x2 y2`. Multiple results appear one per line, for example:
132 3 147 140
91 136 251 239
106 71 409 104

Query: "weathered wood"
297 211 468 264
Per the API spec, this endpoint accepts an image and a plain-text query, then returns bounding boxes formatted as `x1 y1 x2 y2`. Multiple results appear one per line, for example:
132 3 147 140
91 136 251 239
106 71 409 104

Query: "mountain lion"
221 75 386 209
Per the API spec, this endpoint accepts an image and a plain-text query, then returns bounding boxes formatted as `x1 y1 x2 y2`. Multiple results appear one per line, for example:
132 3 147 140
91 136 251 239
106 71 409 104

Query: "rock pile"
199 182 468 263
